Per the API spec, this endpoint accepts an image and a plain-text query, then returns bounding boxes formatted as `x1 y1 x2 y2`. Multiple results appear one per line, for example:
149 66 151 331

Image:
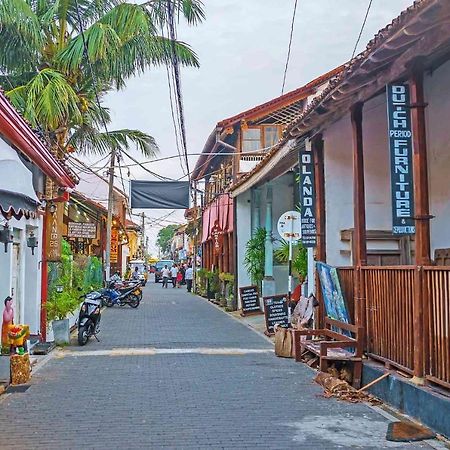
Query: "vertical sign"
387 84 415 235
46 203 63 262
110 228 118 263
210 220 223 256
298 140 317 247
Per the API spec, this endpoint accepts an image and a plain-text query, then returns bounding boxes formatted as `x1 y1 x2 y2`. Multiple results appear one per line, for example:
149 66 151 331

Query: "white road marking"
56 347 273 357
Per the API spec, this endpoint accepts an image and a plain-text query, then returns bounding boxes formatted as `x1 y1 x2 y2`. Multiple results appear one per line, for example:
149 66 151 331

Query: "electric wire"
351 0 374 60
281 0 299 95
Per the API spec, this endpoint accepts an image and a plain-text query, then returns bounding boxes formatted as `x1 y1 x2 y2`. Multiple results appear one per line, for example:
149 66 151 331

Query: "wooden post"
313 135 326 327
351 103 367 333
409 64 431 381
410 67 431 266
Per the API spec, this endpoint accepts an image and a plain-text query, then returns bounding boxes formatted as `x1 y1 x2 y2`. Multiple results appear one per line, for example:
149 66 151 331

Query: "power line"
351 0 374 60
166 1 191 181
281 0 299 95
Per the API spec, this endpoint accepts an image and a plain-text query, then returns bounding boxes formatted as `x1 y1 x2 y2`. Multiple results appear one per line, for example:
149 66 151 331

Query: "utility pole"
105 149 117 282
141 212 146 259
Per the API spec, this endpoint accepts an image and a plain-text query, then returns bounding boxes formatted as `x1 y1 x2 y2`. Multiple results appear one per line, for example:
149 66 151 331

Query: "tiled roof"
231 0 438 192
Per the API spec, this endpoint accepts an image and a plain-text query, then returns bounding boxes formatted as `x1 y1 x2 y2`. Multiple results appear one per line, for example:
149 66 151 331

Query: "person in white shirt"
185 265 193 293
170 264 178 288
161 265 171 288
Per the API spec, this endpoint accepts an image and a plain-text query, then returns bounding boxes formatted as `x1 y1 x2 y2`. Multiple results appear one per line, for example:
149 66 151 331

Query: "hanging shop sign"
298 140 317 247
277 210 301 242
46 203 63 262
386 84 415 235
110 228 119 264
210 220 223 256
68 222 97 239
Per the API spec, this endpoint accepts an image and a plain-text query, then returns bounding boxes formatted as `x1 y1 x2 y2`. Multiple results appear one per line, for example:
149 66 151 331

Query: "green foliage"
156 224 178 255
273 240 308 279
0 0 204 156
244 228 266 286
45 240 103 322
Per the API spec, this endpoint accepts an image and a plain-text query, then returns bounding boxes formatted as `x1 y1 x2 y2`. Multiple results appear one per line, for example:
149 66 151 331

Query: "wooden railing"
337 267 355 322
424 267 450 389
361 266 416 374
336 265 450 389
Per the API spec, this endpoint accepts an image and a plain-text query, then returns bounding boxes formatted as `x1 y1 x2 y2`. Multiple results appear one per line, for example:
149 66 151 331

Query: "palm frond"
69 127 159 157
0 0 44 71
6 68 82 130
146 0 205 27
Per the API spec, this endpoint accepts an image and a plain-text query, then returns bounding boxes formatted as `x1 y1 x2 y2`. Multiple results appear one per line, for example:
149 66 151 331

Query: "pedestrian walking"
179 264 186 285
171 264 178 288
185 265 193 293
176 270 183 288
161 265 170 288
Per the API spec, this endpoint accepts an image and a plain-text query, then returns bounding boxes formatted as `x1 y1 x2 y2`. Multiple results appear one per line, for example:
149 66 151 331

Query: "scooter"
100 282 141 308
109 279 143 301
77 291 102 346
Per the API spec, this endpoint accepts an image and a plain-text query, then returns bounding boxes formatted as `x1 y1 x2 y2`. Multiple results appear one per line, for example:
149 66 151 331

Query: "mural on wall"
316 262 350 324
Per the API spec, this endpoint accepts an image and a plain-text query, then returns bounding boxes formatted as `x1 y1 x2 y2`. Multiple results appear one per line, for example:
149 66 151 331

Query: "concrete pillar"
262 184 275 297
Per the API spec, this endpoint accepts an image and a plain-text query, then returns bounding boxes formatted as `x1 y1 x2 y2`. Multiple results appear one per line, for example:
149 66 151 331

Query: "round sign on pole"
277 210 301 242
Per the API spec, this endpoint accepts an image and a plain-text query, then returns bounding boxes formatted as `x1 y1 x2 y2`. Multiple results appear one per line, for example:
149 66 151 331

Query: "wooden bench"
290 318 364 388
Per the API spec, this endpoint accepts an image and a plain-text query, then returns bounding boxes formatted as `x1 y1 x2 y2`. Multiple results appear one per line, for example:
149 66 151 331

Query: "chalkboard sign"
239 285 262 316
263 294 289 334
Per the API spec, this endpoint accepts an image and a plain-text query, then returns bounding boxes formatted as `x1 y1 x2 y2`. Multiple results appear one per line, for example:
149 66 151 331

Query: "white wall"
425 59 450 255
235 190 252 307
0 215 42 334
323 114 354 266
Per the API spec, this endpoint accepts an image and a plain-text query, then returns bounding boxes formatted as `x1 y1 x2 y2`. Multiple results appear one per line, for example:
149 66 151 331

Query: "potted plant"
244 228 266 290
45 290 80 345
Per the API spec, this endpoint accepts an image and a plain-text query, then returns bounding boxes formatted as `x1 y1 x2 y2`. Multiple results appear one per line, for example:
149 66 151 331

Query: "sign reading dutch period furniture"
239 285 262 316
263 294 289 335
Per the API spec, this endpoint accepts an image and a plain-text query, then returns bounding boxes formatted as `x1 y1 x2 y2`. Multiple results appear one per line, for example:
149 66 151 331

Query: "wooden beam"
351 103 367 267
313 135 326 263
351 103 367 334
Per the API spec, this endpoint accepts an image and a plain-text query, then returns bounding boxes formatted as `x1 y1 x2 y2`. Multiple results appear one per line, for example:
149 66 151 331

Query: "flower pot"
52 319 70 345
226 296 237 311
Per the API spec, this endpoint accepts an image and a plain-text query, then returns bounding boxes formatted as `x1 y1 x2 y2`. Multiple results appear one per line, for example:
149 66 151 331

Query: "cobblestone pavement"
0 281 443 449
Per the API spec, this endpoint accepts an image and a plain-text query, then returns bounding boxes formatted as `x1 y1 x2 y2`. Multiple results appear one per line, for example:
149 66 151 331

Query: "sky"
100 0 413 256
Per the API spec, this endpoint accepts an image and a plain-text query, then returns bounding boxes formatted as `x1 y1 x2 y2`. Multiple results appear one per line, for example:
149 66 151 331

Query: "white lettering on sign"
387 84 415 235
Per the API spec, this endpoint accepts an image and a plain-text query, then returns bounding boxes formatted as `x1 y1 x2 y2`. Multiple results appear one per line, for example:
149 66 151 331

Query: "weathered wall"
425 59 450 255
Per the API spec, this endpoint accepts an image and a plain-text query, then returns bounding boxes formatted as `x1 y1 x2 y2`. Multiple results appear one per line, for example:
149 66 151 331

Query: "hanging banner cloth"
0 142 40 220
201 194 233 243
130 180 190 209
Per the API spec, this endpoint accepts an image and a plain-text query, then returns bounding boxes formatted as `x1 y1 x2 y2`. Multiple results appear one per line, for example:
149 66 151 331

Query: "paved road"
0 280 442 449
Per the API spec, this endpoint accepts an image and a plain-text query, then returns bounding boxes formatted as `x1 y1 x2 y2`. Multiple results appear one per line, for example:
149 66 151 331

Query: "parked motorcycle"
100 282 141 308
109 280 143 301
77 291 102 346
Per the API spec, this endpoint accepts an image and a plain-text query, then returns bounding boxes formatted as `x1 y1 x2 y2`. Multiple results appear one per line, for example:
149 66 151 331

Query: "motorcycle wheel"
78 324 89 346
129 294 140 308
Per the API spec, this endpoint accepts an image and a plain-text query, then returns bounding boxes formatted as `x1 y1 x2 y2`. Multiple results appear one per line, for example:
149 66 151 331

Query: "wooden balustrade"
361 266 416 374
336 265 450 388
337 267 355 322
424 267 450 389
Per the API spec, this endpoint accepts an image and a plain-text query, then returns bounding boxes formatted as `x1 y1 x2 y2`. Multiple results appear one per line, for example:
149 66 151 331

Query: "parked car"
154 260 174 283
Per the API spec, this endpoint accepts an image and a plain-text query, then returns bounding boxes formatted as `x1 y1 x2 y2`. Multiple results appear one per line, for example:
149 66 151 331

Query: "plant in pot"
45 240 83 345
45 289 80 345
244 228 266 291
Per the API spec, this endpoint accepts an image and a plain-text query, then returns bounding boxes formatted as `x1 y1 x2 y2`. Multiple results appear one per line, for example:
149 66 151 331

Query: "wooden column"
410 64 431 380
228 232 234 274
351 103 367 331
313 135 326 263
410 67 431 266
313 135 326 327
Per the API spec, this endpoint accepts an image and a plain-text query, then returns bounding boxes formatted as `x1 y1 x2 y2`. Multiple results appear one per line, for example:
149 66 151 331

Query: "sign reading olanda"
387 84 415 235
298 140 317 247
68 222 97 239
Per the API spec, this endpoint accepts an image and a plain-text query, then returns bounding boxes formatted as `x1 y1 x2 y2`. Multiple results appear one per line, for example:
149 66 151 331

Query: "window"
264 126 279 148
242 128 261 152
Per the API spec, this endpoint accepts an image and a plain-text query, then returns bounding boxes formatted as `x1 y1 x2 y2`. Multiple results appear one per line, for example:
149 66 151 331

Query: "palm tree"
0 0 204 158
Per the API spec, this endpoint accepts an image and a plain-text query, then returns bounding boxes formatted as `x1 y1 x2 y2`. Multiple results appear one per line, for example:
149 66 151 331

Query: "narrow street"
0 281 440 450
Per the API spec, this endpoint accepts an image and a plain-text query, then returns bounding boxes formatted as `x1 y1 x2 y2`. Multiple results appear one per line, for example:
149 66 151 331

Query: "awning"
201 194 233 243
0 143 40 220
